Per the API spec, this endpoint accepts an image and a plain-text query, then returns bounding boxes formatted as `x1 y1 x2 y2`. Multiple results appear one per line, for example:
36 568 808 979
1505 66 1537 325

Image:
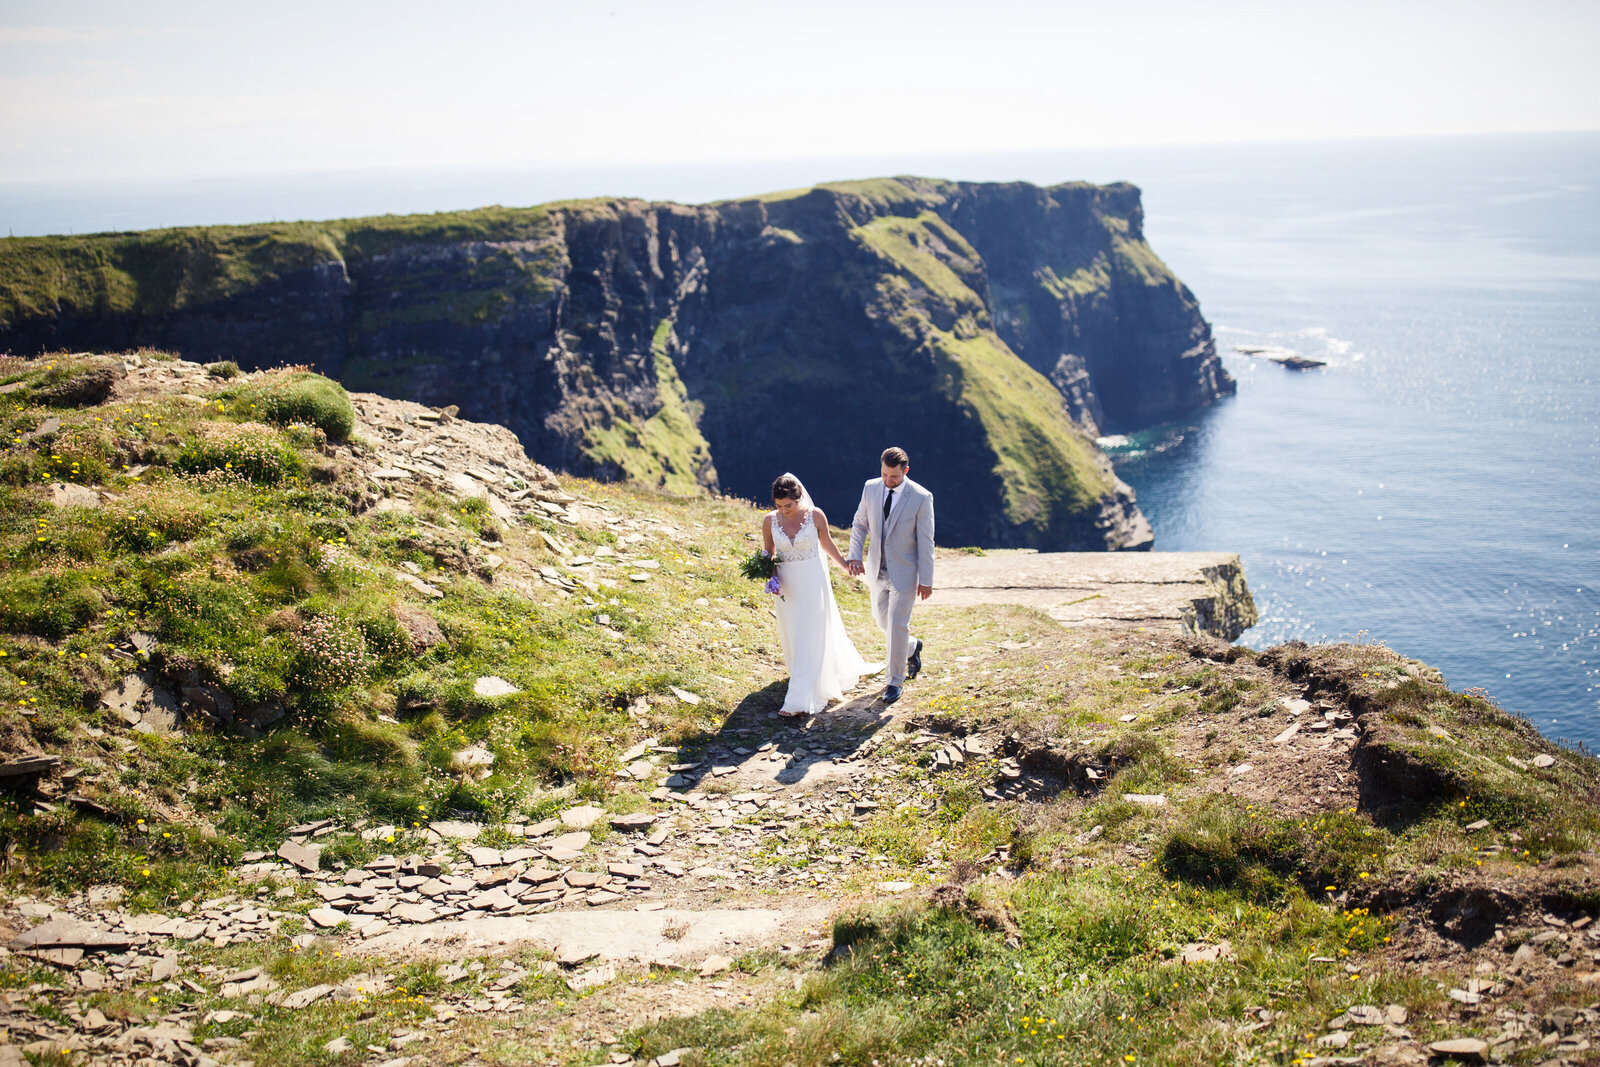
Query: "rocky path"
9 622 1600 1066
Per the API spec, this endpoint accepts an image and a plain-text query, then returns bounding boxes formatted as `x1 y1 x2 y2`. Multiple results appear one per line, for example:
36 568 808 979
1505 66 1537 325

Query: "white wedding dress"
771 508 881 714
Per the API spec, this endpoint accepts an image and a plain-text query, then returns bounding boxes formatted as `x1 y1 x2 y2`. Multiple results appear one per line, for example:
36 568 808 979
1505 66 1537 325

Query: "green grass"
224 369 356 441
580 318 718 494
852 212 988 316
1037 258 1113 300
0 356 860 900
845 217 1119 544
0 204 565 326
1160 796 1392 902
748 176 947 210
0 225 341 321
626 867 1424 1067
930 327 1114 520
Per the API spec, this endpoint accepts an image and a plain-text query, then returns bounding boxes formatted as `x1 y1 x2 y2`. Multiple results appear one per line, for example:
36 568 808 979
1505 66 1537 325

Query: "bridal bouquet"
739 548 782 598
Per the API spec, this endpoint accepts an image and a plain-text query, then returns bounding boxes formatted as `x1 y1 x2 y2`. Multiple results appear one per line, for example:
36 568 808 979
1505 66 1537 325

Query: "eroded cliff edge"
0 178 1233 550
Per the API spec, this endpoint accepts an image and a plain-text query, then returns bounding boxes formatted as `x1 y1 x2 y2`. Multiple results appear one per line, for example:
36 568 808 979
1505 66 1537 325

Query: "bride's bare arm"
761 513 775 556
812 508 851 570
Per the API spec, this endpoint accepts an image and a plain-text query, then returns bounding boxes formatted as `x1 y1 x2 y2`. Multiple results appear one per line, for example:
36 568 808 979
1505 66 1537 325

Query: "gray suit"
848 477 934 685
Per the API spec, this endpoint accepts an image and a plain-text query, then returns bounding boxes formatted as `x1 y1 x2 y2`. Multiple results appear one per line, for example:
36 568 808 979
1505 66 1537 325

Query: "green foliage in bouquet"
738 548 776 582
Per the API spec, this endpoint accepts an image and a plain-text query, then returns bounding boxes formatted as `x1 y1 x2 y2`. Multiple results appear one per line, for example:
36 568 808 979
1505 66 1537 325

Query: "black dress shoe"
882 684 902 704
907 639 924 680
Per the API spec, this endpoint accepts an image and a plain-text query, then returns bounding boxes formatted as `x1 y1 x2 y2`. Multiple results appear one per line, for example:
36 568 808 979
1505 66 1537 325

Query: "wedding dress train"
771 509 880 714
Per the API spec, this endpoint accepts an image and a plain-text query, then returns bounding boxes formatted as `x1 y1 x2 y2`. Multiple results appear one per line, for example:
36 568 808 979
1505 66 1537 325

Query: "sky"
2 0 1598 187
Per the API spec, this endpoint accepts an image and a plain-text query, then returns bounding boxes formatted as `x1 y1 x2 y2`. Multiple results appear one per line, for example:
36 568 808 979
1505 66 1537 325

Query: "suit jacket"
848 476 934 593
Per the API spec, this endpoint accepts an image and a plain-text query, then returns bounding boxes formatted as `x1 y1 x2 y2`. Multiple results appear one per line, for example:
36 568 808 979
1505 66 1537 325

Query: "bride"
762 473 880 718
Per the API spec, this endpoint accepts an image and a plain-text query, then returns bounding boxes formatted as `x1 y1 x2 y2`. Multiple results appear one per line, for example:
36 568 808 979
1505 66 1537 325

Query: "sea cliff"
0 178 1232 551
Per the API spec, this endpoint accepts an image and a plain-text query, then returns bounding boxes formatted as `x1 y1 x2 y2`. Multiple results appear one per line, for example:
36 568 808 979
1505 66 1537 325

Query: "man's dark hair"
881 446 909 468
771 474 804 501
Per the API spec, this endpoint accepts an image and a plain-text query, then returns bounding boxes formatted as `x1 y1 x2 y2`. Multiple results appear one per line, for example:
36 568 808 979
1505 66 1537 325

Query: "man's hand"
917 584 933 601
846 560 864 577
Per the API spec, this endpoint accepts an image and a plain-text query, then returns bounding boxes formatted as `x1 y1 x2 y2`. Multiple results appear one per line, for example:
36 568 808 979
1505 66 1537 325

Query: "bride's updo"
772 474 803 502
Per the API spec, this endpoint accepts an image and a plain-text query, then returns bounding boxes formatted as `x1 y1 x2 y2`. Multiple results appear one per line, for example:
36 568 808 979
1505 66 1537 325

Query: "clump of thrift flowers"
175 420 299 485
292 613 372 693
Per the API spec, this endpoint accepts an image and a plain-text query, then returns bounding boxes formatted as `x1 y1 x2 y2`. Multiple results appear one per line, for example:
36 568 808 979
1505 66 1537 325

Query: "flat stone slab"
545 831 591 856
9 919 132 951
390 903 439 924
473 676 520 698
0 755 61 779
277 840 322 873
1428 1038 1488 1061
47 482 102 509
452 746 495 770
1168 940 1234 965
929 550 1257 640
560 805 604 829
352 905 829 965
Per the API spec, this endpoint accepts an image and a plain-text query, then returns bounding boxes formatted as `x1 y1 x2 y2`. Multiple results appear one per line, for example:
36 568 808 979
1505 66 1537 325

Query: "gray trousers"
871 566 918 686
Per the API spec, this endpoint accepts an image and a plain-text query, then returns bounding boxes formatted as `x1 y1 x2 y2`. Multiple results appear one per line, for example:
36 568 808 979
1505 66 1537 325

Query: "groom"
847 447 934 704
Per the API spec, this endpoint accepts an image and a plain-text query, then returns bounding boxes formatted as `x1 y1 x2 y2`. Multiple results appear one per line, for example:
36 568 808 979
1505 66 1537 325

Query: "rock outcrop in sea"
0 178 1233 550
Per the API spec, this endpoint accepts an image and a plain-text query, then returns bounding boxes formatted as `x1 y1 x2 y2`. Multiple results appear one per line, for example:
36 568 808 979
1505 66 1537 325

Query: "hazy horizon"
6 129 1598 239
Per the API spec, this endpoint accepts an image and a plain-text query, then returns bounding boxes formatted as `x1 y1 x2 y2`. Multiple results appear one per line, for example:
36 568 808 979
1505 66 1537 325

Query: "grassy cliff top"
0 177 1145 325
2 352 1596 1065
0 202 573 322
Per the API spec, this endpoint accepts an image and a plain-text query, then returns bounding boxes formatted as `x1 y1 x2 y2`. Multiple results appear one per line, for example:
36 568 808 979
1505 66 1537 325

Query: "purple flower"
764 575 782 596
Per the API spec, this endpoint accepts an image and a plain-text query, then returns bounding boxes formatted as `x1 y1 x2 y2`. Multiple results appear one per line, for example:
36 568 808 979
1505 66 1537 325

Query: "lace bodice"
771 509 819 562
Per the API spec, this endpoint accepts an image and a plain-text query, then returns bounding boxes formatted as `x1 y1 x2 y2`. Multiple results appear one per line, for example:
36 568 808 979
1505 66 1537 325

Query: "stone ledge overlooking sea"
931 548 1258 640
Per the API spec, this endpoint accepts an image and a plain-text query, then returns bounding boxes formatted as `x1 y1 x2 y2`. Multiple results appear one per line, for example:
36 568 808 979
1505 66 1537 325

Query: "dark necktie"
882 488 894 526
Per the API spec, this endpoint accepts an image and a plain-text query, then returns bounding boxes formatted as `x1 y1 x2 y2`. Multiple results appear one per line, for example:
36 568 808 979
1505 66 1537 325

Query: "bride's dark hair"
772 474 803 502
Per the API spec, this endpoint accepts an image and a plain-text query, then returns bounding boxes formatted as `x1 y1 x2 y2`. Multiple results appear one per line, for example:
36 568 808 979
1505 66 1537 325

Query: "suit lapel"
884 481 910 539
868 481 885 559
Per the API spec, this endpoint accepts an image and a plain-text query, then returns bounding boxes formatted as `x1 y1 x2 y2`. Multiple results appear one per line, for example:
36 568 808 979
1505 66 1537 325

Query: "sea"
4 132 1597 744
1107 133 1600 749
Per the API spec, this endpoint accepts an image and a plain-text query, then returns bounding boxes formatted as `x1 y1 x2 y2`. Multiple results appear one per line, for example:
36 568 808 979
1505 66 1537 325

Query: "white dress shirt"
882 482 906 527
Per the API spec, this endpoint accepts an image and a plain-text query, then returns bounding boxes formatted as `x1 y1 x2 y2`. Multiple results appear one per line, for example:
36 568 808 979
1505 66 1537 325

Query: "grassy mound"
0 351 811 907
223 368 356 441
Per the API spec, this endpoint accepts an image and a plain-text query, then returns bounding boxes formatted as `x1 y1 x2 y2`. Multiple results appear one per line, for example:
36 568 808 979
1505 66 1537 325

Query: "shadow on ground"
663 675 900 795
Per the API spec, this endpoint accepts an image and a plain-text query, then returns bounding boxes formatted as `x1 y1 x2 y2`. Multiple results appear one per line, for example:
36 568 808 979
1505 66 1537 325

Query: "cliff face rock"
0 178 1232 550
930 181 1231 433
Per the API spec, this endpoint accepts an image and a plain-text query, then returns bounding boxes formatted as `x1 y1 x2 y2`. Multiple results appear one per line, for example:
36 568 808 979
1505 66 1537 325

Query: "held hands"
846 560 864 577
